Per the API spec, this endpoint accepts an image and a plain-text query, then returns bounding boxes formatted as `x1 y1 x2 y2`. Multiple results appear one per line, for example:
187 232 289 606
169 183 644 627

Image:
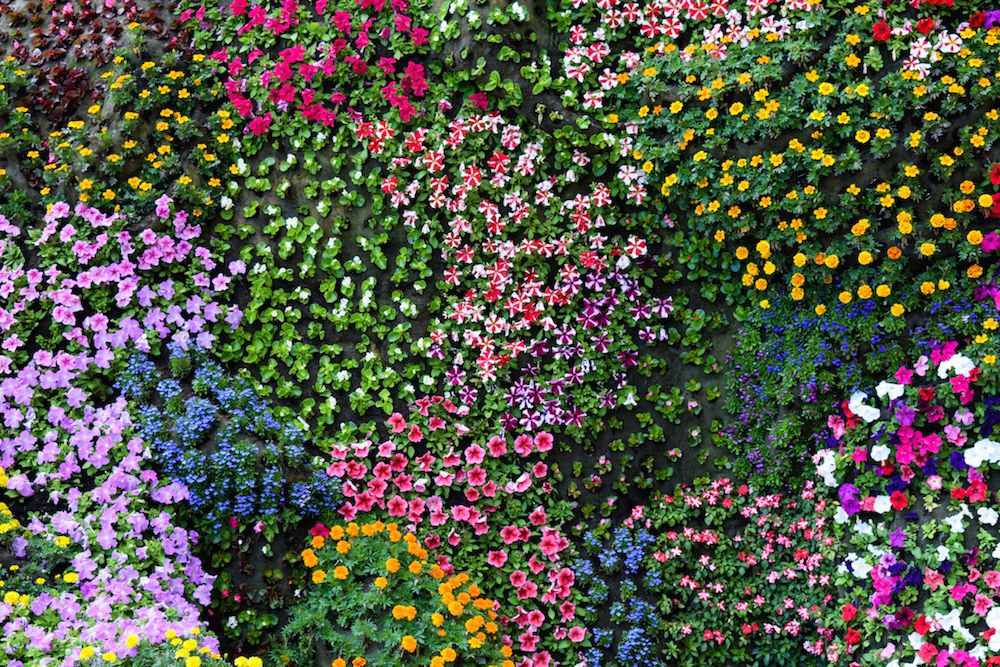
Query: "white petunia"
873 495 891 514
871 444 891 462
875 381 905 400
938 353 975 379
849 391 881 422
815 450 838 487
852 558 873 579
965 438 1000 468
978 507 999 526
944 505 970 533
936 609 963 633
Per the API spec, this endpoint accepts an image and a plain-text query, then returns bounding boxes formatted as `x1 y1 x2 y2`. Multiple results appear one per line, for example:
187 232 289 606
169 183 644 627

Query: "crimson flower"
890 491 908 510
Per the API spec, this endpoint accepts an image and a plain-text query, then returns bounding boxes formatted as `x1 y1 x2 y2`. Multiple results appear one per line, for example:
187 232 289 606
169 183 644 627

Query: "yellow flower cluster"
299 521 511 667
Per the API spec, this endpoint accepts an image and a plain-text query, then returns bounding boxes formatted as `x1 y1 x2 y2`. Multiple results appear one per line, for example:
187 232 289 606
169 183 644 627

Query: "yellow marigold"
333 566 349 580
857 251 873 265
301 550 318 568
312 570 326 584
402 636 417 653
815 304 827 315
386 558 401 573
839 291 852 304
791 287 805 300
968 230 984 245
876 284 891 298
968 264 984 279
979 194 995 207
890 303 905 317
887 246 902 260
824 255 839 269
857 285 873 299
441 648 457 662
920 281 936 295
374 577 388 589
919 242 935 257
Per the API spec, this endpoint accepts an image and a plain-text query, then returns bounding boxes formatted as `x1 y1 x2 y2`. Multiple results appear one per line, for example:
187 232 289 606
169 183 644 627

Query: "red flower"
842 603 857 622
970 12 985 29
890 491 908 510
988 192 1000 219
470 91 489 110
873 21 891 41
846 628 861 645
916 17 935 35
914 615 930 635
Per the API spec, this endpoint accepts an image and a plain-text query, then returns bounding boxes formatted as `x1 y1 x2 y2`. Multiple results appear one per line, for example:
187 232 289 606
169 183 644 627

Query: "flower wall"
0 0 999 666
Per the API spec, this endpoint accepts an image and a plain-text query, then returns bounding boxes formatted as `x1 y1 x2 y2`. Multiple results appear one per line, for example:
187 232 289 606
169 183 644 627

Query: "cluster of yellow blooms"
300 521 514 667
8 54 234 216
612 13 1000 319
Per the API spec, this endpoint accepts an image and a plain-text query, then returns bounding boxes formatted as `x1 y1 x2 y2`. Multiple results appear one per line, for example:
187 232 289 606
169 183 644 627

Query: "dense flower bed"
815 339 1000 665
577 479 834 666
